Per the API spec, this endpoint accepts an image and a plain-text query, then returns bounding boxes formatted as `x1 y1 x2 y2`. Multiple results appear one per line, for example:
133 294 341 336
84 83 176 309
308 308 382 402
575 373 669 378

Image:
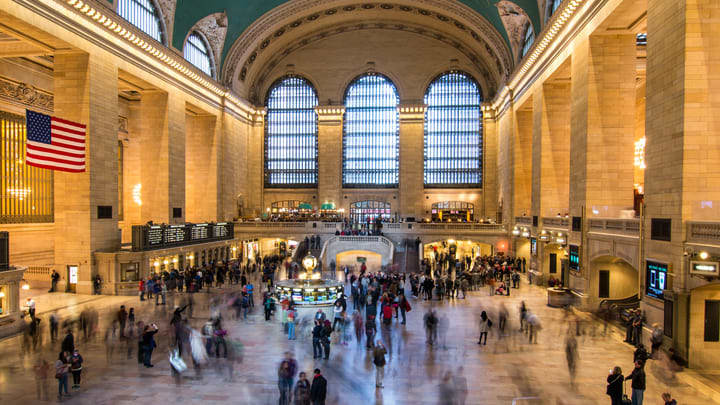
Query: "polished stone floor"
1 276 718 405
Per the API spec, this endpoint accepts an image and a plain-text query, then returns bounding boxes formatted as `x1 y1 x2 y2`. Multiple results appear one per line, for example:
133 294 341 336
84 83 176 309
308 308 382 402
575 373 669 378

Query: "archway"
336 250 383 273
542 243 566 286
689 283 720 370
588 255 639 306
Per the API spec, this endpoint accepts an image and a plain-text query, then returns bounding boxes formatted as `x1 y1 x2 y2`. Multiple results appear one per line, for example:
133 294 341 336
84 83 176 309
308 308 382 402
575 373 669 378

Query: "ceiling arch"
170 0 541 62
221 1 517 97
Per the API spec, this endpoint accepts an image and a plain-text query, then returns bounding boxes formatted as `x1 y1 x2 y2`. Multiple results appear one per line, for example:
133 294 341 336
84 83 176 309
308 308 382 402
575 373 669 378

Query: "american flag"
25 110 86 173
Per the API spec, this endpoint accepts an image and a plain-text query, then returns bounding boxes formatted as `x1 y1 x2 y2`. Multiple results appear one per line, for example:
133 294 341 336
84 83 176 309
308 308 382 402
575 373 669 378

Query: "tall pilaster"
482 105 498 221
569 34 636 219
513 107 533 217
186 113 219 222
53 52 119 294
398 104 427 219
246 110 265 216
138 91 186 224
316 106 344 210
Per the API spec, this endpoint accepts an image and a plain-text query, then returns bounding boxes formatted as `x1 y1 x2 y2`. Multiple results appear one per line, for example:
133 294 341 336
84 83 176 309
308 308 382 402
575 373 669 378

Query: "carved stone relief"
0 77 53 112
156 0 177 44
189 12 228 75
496 1 531 61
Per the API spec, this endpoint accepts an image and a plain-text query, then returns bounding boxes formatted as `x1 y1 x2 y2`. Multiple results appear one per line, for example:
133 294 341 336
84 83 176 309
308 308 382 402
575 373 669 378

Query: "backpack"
487 319 493 328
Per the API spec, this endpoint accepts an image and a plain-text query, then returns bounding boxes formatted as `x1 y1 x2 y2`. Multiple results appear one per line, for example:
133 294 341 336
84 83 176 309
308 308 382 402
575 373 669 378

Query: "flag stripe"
51 116 86 128
27 150 85 163
25 158 85 172
26 110 86 172
27 140 85 153
26 141 86 157
51 125 86 138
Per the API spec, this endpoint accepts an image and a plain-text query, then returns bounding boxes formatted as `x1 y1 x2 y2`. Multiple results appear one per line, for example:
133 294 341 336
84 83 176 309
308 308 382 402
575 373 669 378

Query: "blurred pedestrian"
373 341 387 388
310 368 327 405
33 359 50 401
661 392 677 405
294 371 311 405
606 366 624 405
61 329 74 353
55 351 71 400
142 323 159 367
477 311 491 345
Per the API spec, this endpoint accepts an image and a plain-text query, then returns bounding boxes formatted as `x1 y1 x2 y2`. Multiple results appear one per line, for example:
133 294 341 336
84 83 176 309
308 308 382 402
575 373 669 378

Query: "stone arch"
588 255 639 307
184 12 228 79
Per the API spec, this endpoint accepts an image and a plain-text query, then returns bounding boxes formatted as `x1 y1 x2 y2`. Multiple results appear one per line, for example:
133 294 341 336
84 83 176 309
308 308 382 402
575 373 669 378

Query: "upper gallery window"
184 32 214 77
343 74 400 188
117 0 164 43
264 76 319 187
521 23 535 58
424 71 483 187
546 0 563 21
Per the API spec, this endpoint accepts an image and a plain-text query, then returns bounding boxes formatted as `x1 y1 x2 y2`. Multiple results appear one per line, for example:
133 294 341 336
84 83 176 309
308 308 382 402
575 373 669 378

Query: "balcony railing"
235 221 506 235
687 221 720 244
542 217 569 229
515 216 532 225
587 218 640 237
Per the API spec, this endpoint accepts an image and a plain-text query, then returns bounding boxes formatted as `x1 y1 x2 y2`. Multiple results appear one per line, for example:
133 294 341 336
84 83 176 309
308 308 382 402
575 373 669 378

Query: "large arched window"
117 0 164 43
265 76 319 187
424 71 483 187
343 74 399 188
521 23 535 58
350 200 391 223
184 32 214 77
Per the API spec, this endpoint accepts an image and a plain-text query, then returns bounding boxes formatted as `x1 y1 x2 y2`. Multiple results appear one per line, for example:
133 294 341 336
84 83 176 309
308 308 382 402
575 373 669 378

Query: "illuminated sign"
530 237 537 256
569 245 580 271
646 260 668 299
690 261 719 276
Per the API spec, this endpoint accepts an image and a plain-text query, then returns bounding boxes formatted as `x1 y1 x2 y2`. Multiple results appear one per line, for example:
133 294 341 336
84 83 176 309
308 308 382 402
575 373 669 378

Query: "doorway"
67 265 78 293
549 253 557 274
705 300 720 342
599 270 610 298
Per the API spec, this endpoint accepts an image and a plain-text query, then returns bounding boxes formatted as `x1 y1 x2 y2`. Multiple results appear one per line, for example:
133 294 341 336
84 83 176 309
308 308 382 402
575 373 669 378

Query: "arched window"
521 23 535 58
117 0 164 43
265 76 319 187
343 74 399 188
546 0 563 21
184 32 214 77
424 71 483 187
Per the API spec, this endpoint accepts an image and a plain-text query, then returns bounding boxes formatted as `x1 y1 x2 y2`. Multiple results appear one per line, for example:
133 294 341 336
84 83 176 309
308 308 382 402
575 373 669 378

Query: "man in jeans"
373 340 387 388
625 360 646 405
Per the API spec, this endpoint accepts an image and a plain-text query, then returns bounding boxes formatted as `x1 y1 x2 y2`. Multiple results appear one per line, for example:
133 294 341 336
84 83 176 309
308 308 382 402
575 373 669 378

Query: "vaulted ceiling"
143 0 543 98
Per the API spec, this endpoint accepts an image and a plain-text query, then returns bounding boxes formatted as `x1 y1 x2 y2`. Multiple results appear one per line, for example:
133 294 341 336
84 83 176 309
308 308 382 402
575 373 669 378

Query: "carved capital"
398 104 427 123
315 105 345 125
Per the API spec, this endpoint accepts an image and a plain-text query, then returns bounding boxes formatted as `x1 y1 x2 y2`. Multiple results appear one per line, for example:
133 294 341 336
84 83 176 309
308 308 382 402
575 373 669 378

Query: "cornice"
13 0 261 123
0 76 53 112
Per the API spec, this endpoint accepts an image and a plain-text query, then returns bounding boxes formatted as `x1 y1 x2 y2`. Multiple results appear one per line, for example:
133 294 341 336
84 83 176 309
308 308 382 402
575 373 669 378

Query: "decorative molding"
222 0 513 88
118 115 128 133
496 1 532 61
398 103 427 123
156 0 176 46
189 12 228 77
0 76 53 112
249 21 497 103
315 105 344 125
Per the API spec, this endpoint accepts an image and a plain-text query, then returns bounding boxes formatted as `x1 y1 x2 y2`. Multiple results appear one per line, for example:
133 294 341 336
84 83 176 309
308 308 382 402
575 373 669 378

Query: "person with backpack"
477 310 491 345
373 340 387 388
69 349 83 389
398 292 410 325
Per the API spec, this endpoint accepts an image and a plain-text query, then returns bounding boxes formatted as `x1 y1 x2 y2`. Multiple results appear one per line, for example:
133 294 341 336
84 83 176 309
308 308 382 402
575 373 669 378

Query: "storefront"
431 201 475 222
0 266 28 338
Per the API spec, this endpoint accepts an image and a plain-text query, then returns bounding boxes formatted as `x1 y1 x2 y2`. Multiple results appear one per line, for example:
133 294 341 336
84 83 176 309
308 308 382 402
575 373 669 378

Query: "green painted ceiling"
170 0 541 67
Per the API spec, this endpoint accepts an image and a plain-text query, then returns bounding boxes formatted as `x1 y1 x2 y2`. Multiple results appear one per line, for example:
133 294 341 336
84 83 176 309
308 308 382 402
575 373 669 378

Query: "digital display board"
569 245 580 271
690 261 719 276
530 237 537 256
646 260 668 299
132 222 234 251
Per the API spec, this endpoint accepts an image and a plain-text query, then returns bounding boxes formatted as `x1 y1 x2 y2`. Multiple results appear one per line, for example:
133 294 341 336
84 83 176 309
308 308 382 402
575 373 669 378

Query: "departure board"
131 222 234 251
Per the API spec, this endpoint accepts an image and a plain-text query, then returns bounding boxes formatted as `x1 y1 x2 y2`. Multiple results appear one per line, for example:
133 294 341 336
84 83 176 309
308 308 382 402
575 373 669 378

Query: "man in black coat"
61 329 74 353
310 368 327 405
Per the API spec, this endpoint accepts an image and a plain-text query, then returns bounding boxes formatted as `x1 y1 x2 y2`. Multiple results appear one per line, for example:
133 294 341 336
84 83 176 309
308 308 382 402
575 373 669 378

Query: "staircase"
319 235 395 270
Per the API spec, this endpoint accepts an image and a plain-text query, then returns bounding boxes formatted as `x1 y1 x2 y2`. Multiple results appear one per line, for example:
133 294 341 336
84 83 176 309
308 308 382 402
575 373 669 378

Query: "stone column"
138 91 186 224
398 104 427 220
513 107 533 217
53 52 119 294
245 110 265 216
482 105 499 221
531 83 571 219
219 111 247 221
316 106 344 211
645 0 720 367
569 34 636 220
496 106 514 224
186 113 219 222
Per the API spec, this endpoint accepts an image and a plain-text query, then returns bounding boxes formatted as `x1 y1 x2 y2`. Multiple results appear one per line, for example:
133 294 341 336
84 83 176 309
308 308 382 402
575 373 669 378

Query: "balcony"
687 221 720 245
587 218 640 237
542 217 569 230
234 221 506 236
515 216 532 226
319 235 395 268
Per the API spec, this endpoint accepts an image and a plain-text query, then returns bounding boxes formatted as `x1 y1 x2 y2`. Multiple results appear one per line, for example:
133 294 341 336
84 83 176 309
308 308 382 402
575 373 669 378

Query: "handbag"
621 380 632 405
168 349 187 373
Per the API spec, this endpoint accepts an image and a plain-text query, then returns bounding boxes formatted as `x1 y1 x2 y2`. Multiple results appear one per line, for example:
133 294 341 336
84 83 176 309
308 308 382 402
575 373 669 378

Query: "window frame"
423 71 483 188
117 0 165 44
184 31 215 78
263 75 319 189
342 73 400 189
521 23 535 58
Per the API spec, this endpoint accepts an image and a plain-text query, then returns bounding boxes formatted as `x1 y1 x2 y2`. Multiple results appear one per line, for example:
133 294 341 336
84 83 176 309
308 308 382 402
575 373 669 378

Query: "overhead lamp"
512 227 521 236
699 251 709 260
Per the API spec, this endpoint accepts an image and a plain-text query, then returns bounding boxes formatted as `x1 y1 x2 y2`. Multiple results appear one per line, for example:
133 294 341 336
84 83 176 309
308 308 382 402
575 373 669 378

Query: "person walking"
278 360 292 405
55 351 71 400
287 306 297 340
310 368 327 405
294 372 311 405
477 311 491 345
69 349 83 389
33 359 50 401
61 329 74 353
117 305 128 338
312 320 324 359
373 340 387 388
625 360 646 405
606 366 624 405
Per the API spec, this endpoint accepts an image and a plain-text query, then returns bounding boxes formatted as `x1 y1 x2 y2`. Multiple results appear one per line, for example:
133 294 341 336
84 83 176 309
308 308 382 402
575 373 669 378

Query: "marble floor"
1 276 718 405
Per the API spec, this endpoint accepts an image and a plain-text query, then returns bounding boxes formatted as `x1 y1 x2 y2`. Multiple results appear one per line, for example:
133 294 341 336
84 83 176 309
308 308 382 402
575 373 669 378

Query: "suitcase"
621 381 632 405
